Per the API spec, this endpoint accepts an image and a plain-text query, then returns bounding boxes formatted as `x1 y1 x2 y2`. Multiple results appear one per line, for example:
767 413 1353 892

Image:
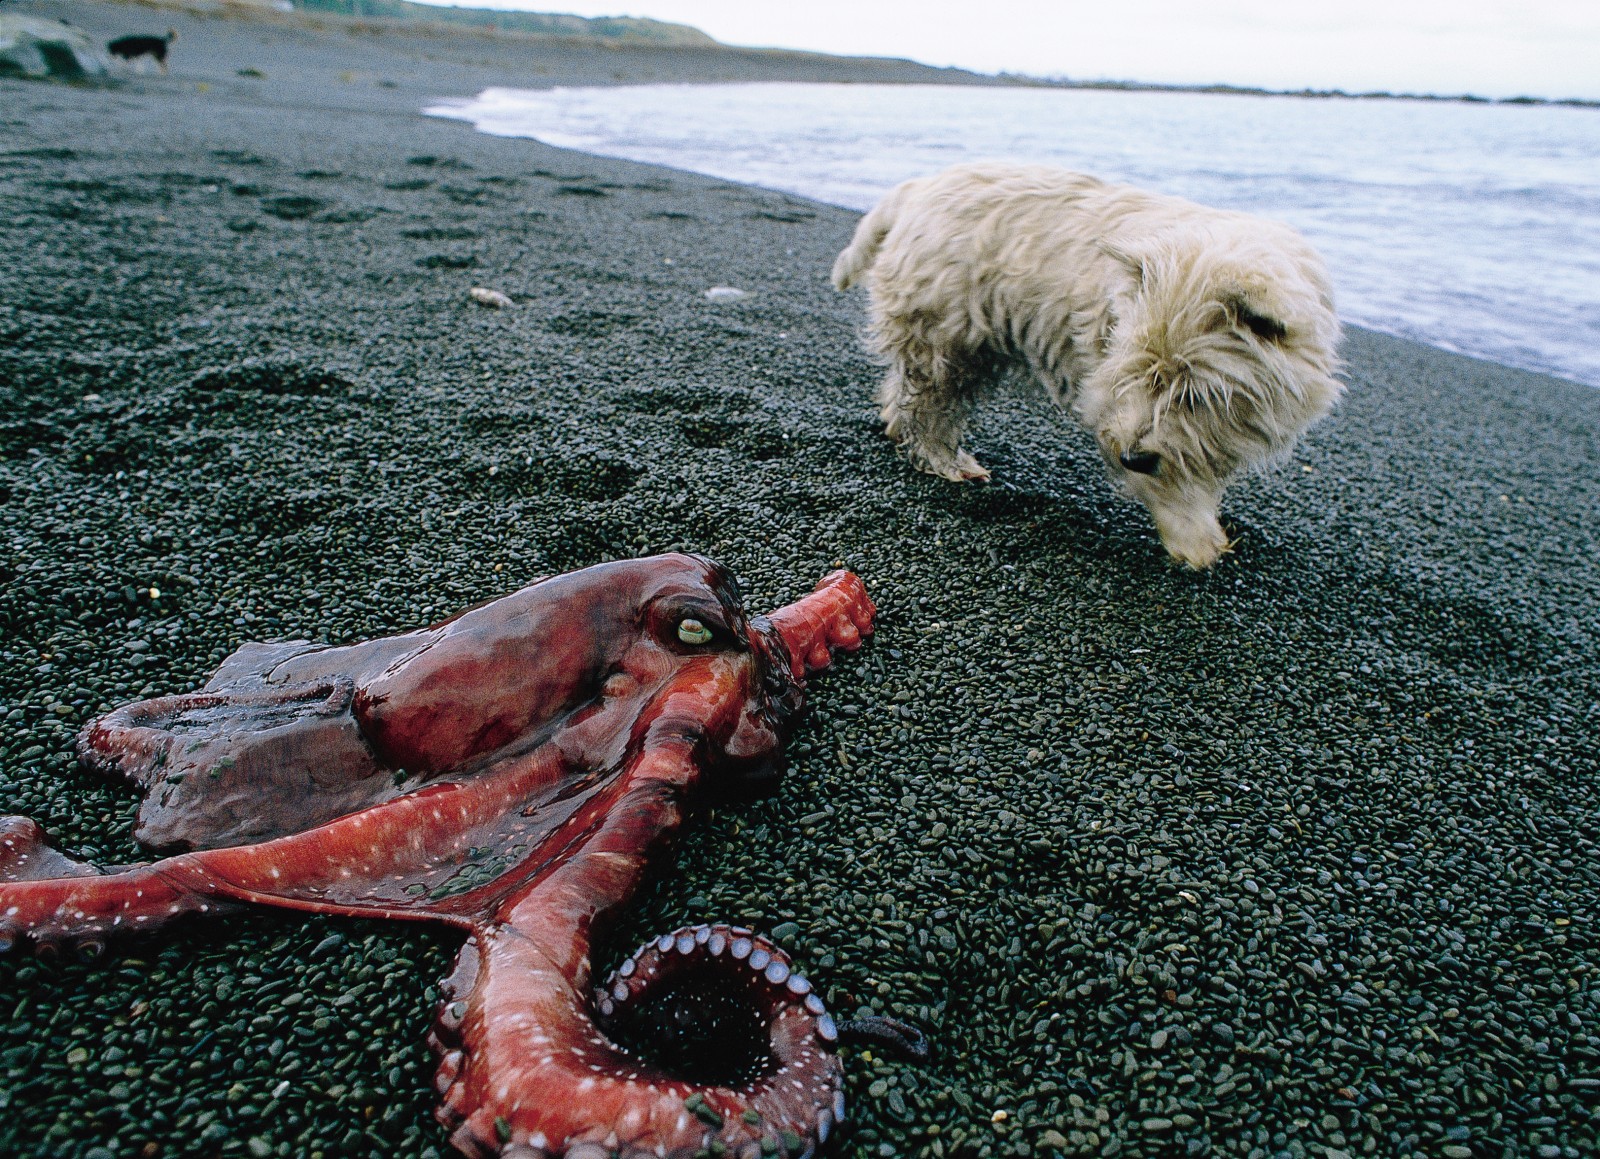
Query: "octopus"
0 554 919 1158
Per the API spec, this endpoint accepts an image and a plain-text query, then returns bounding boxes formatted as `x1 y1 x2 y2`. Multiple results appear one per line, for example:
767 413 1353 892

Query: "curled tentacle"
430 923 845 1159
597 924 846 1150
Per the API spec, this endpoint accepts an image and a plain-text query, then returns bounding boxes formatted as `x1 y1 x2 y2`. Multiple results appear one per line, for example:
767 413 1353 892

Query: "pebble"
704 285 749 302
309 933 345 959
469 286 514 308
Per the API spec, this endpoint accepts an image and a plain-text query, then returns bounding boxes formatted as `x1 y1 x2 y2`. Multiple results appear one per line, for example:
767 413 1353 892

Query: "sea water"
428 83 1600 387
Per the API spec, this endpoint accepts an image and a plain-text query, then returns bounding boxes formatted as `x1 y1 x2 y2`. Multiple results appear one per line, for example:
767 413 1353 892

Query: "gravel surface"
3 4 1599 1159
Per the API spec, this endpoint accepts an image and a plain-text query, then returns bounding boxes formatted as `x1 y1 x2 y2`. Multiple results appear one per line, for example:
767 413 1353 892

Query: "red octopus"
0 554 888 1159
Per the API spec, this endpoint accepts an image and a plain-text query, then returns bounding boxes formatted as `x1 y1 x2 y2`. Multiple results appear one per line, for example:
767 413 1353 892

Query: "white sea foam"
428 82 1600 387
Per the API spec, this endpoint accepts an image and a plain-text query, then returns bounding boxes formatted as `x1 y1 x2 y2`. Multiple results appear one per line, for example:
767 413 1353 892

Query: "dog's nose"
1119 449 1161 475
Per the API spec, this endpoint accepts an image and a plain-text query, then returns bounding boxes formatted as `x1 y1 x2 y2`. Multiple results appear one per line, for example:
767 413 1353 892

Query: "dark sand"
3 4 1599 1158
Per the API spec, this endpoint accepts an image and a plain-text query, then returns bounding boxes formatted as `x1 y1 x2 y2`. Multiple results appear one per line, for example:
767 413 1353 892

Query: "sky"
412 0 1600 100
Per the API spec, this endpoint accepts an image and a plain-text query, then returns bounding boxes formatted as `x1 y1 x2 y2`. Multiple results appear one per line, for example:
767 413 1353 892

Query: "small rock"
470 286 513 308
704 286 748 302
0 15 108 80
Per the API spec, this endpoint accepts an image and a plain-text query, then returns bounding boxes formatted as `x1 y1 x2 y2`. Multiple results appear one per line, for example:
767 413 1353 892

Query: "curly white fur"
833 163 1344 569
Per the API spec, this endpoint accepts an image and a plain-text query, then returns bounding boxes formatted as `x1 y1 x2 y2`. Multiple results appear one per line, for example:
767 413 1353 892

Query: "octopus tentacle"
0 816 99 883
763 570 875 679
837 1015 933 1063
595 924 846 1150
0 847 213 955
75 680 355 781
431 918 846 1159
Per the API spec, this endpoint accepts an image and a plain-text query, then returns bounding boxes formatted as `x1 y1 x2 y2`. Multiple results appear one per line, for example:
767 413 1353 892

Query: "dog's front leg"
876 363 991 483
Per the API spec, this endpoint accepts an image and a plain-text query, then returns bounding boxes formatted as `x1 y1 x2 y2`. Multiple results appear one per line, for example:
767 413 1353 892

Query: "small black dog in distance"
108 28 177 74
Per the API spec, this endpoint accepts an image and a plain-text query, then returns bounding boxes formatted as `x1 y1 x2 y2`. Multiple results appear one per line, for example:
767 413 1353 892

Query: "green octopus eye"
677 618 714 646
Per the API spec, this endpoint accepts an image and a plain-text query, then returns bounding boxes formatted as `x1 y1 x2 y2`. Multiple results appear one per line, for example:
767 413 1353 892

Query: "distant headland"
297 0 1598 107
293 0 718 47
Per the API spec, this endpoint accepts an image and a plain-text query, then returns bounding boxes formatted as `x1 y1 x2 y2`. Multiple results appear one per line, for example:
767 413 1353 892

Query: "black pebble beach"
2 4 1598 1158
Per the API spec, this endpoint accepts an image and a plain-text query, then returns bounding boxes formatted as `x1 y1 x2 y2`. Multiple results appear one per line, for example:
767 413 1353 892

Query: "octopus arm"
0 741 585 950
493 738 699 979
0 818 230 953
765 570 875 679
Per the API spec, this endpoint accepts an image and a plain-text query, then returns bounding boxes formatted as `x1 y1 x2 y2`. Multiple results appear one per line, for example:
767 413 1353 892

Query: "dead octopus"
0 554 911 1158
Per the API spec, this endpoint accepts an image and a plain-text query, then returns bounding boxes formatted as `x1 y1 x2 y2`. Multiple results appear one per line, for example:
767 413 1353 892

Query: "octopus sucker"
0 556 900 1157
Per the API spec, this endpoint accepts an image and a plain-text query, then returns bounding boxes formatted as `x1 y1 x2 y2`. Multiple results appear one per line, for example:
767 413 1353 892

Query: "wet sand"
2 3 1598 1158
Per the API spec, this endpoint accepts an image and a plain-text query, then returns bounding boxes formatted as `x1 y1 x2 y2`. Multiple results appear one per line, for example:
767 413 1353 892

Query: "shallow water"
429 82 1600 387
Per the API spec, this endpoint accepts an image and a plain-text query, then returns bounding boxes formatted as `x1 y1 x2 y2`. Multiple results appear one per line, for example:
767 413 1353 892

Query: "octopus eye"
677 618 714 646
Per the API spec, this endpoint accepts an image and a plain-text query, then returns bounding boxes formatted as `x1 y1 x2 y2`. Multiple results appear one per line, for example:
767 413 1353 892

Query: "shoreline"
3 3 1599 1158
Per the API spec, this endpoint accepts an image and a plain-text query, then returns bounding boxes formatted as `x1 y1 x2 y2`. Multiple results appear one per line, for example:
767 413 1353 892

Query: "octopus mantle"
0 554 877 1158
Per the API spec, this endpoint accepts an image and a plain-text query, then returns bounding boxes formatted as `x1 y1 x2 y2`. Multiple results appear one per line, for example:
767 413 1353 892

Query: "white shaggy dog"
832 163 1343 568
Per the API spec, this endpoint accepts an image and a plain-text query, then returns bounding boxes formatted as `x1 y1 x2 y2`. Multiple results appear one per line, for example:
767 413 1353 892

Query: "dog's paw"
929 451 991 483
900 440 990 484
1162 527 1232 570
1152 508 1232 569
952 450 991 482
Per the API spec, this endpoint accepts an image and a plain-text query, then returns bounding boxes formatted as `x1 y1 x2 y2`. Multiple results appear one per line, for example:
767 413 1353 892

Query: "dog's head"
1076 221 1344 568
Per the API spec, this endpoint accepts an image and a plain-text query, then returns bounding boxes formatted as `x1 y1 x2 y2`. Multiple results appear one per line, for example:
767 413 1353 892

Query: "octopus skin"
0 554 877 1158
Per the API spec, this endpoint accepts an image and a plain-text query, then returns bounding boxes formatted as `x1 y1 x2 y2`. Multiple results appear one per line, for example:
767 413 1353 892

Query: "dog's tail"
830 181 911 291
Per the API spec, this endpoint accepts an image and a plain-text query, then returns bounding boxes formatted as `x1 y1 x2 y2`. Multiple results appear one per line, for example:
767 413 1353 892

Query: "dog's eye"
1229 298 1288 343
676 618 714 645
1119 450 1161 476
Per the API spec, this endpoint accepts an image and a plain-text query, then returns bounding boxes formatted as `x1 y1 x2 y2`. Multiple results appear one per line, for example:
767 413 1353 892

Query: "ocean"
427 82 1600 388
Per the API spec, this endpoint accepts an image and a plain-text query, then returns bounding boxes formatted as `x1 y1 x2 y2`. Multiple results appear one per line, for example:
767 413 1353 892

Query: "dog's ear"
1223 292 1289 343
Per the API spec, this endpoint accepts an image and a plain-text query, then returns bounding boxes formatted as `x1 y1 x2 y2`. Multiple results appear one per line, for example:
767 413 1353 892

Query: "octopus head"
619 555 806 789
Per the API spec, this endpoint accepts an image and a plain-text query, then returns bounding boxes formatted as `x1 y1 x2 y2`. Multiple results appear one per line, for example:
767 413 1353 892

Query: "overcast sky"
414 0 1600 99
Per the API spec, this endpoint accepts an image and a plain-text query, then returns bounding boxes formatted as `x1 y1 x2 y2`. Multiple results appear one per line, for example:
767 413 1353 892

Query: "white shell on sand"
469 286 514 308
